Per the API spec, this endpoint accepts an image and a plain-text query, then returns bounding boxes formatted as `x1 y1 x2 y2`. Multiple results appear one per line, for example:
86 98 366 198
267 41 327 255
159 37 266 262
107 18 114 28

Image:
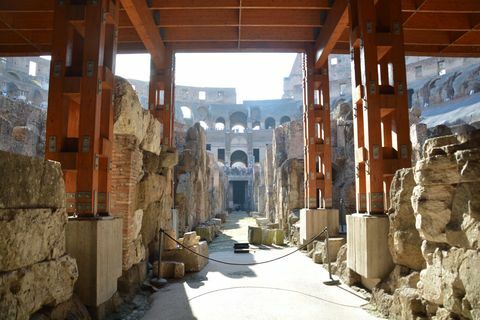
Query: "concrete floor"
142 212 382 320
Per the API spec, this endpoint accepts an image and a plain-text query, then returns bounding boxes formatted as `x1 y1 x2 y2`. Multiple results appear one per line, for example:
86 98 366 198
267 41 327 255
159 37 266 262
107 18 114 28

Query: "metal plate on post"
48 136 57 152
82 136 91 153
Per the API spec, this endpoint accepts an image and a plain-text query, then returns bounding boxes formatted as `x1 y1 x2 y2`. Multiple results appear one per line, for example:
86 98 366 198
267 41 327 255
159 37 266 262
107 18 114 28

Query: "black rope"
160 227 327 266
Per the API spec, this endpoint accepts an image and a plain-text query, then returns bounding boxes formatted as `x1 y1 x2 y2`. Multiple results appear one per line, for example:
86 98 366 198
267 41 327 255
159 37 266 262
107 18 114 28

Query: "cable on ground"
160 227 327 266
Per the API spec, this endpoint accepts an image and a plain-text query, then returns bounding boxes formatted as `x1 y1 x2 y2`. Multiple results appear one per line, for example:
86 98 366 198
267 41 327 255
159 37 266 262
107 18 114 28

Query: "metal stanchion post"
323 227 340 286
151 229 167 288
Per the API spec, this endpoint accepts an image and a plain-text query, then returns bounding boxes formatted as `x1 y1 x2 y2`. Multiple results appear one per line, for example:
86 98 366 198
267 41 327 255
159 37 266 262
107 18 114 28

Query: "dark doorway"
231 181 247 210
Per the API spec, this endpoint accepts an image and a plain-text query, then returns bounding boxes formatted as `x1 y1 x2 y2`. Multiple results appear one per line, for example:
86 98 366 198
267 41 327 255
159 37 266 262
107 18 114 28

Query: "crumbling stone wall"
174 123 226 233
0 151 79 318
370 130 480 320
111 77 177 286
0 95 46 157
255 120 304 233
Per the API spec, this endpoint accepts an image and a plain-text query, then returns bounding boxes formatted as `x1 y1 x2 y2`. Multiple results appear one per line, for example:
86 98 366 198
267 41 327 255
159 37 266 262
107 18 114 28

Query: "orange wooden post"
45 0 118 217
348 0 412 214
303 47 333 209
149 49 175 147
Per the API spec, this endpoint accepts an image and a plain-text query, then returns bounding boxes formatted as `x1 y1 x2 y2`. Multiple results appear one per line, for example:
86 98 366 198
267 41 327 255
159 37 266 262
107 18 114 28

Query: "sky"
115 53 298 103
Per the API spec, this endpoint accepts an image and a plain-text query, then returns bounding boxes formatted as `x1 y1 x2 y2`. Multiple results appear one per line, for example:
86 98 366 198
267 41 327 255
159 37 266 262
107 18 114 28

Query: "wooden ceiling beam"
0 44 50 56
0 1 53 12
120 0 166 69
149 0 330 10
402 0 480 13
314 0 349 68
0 30 51 45
403 12 476 31
155 9 324 27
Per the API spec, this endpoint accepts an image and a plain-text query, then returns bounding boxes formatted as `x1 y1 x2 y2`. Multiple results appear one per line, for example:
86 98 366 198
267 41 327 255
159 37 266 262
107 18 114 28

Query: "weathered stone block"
347 214 394 279
180 231 200 247
0 151 65 209
388 168 425 271
0 208 66 272
262 229 275 245
256 217 269 227
195 225 214 243
159 148 178 168
248 226 263 245
419 246 480 319
153 261 185 279
0 255 78 319
66 218 122 307
169 241 208 272
273 229 285 245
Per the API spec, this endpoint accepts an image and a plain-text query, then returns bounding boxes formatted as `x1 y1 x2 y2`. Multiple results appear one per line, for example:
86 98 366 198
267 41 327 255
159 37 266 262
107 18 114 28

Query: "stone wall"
0 151 79 318
111 77 177 283
370 130 480 319
0 95 46 157
254 120 304 233
174 123 225 233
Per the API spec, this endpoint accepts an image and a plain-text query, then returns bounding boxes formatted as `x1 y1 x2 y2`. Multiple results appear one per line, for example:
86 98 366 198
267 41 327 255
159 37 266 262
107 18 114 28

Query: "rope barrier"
160 227 327 266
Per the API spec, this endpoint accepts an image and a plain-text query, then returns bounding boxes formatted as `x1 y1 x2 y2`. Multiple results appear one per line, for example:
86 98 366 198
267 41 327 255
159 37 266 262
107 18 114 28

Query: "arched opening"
230 150 248 168
252 121 261 130
215 117 225 130
280 116 291 124
199 121 209 130
180 106 192 119
231 124 245 133
230 111 247 131
265 117 276 129
196 106 209 120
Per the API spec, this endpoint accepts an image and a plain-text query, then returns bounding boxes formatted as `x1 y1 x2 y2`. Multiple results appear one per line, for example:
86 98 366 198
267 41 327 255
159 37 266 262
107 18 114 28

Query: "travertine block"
0 151 65 209
0 208 66 271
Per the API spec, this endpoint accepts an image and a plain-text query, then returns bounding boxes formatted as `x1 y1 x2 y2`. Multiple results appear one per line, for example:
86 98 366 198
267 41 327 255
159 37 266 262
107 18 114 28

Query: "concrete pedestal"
66 218 122 308
299 208 339 245
346 214 393 280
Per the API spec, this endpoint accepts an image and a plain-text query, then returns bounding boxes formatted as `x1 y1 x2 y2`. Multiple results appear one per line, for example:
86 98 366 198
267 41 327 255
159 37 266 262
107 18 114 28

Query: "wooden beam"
314 0 349 67
149 0 330 10
404 12 474 31
120 0 166 69
155 8 324 27
402 0 480 13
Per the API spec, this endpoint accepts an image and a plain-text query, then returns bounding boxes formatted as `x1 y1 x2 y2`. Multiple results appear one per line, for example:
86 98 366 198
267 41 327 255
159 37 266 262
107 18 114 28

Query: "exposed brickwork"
111 134 143 270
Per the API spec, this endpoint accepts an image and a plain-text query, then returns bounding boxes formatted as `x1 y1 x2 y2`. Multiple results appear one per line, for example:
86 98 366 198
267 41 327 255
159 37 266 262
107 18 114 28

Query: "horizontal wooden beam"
402 0 480 13
154 9 324 27
150 0 330 9
120 0 166 69
315 0 348 67
403 12 478 31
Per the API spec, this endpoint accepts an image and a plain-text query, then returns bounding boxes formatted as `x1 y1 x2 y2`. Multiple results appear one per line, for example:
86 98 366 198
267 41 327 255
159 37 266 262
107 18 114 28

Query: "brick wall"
111 134 143 270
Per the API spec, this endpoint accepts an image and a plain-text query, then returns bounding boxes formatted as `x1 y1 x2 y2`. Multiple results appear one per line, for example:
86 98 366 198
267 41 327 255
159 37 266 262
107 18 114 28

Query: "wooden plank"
120 0 166 69
315 0 349 68
150 0 330 9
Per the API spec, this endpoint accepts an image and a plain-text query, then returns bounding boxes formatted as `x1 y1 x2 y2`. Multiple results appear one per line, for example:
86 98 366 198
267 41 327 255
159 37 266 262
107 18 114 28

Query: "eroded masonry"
1 0 480 320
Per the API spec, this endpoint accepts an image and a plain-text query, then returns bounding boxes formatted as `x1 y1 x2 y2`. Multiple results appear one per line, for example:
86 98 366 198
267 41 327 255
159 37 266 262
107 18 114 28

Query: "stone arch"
265 117 276 129
230 150 248 167
180 106 193 119
196 106 209 121
230 111 247 130
215 117 225 130
280 116 291 124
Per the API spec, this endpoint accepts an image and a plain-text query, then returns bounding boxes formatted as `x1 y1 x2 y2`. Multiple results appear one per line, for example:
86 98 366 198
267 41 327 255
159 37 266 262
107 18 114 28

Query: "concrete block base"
66 218 122 307
346 214 393 279
299 208 339 245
